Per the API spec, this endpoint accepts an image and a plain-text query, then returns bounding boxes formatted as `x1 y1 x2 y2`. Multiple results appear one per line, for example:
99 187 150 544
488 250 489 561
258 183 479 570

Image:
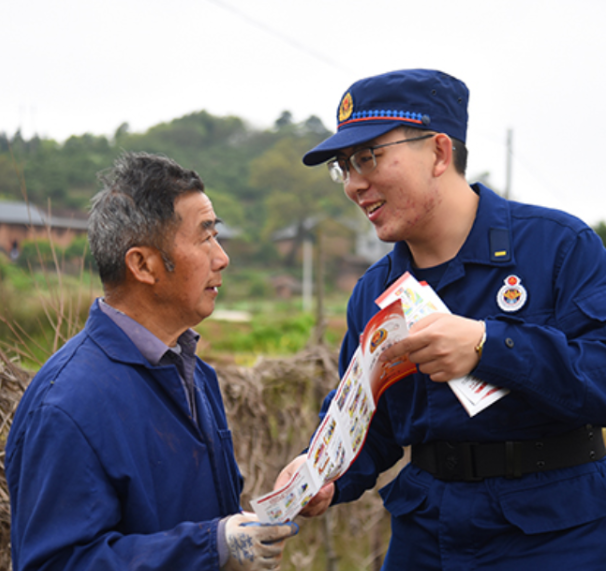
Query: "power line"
206 0 353 74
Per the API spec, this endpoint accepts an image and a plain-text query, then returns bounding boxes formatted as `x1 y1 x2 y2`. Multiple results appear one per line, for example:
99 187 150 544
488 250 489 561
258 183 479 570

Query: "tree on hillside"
205 186 245 230
249 134 357 259
274 111 293 130
121 111 282 206
301 115 331 137
0 110 338 258
0 155 23 199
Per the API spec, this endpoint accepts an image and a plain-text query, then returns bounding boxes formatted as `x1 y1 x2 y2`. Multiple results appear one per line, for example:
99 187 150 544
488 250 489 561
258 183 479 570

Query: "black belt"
411 425 605 481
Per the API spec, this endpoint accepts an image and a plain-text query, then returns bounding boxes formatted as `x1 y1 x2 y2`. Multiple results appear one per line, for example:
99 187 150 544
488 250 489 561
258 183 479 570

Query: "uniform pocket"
575 289 606 323
498 462 606 534
379 464 430 517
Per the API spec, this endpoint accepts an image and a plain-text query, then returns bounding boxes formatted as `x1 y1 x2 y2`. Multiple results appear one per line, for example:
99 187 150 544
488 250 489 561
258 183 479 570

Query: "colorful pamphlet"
250 273 507 523
375 272 508 416
251 300 414 523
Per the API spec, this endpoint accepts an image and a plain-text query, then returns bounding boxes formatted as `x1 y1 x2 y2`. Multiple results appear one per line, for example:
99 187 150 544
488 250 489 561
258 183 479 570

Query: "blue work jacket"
6 300 243 570
326 185 606 544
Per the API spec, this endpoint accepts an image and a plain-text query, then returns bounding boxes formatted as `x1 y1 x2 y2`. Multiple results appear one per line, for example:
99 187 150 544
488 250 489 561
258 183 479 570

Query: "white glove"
222 512 298 571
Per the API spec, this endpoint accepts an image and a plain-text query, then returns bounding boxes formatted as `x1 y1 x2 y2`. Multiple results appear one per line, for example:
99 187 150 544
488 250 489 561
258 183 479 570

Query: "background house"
0 200 244 264
0 201 88 260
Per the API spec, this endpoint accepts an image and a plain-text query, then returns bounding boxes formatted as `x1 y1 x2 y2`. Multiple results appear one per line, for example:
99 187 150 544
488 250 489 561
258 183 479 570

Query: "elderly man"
7 152 297 570
277 69 606 569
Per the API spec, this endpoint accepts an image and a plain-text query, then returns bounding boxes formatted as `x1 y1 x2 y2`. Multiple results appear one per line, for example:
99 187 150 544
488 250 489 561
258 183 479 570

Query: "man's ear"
432 133 454 178
124 246 163 285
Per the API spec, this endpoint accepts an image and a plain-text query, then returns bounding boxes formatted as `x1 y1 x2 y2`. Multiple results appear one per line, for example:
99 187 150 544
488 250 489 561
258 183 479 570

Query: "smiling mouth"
365 200 385 215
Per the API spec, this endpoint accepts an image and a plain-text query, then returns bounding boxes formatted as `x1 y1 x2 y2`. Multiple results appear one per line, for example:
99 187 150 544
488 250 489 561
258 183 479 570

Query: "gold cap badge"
339 92 354 123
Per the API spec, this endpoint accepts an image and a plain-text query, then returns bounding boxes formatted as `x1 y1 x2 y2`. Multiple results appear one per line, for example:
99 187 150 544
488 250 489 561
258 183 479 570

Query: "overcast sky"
3 0 606 226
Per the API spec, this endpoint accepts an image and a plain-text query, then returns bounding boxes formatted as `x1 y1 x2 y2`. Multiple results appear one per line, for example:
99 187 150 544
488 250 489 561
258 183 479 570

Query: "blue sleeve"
475 227 606 424
331 397 404 505
8 405 223 571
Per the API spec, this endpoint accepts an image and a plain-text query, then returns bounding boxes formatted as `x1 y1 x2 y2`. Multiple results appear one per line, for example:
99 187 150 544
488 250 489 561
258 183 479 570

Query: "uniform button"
505 338 514 348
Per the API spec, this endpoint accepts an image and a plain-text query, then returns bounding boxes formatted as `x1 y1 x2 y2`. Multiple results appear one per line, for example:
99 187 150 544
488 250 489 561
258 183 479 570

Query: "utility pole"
505 129 513 200
302 236 313 312
312 225 326 345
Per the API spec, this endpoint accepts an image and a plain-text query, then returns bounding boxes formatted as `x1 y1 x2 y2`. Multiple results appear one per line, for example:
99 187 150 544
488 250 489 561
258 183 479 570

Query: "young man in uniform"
7 152 298 571
276 69 606 569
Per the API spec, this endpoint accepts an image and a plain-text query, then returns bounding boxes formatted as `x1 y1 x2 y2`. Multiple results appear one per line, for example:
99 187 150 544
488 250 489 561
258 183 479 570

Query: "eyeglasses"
327 133 435 184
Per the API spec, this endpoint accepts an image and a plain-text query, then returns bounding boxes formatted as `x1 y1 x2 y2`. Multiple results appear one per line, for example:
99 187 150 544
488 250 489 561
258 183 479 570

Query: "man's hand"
274 455 335 518
223 512 298 571
379 313 485 382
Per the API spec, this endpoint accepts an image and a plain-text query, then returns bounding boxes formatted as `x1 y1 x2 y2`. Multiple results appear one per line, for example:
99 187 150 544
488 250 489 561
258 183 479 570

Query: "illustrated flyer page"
375 272 508 416
250 300 415 523
251 273 508 523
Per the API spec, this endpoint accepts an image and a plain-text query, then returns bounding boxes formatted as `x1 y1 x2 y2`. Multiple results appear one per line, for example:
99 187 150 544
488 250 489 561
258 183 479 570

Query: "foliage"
0 254 99 368
249 135 357 242
0 255 347 369
205 187 246 231
593 221 606 247
64 235 97 270
15 239 55 269
197 312 317 357
0 154 23 197
15 236 95 272
4 108 604 282
1 109 353 266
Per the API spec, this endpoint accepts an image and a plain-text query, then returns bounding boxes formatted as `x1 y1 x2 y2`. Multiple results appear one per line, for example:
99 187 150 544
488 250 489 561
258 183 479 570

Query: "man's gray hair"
88 151 205 285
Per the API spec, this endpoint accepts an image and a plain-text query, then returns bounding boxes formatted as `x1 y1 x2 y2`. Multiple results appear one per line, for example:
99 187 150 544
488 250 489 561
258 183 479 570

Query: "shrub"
16 239 57 270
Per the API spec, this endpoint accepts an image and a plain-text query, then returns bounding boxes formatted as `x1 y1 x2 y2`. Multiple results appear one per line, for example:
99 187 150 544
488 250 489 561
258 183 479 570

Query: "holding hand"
223 512 299 571
379 313 485 382
274 455 335 518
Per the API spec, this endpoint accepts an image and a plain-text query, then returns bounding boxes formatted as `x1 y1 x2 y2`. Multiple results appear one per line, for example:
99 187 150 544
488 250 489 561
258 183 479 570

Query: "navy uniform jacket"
326 184 606 538
6 300 243 570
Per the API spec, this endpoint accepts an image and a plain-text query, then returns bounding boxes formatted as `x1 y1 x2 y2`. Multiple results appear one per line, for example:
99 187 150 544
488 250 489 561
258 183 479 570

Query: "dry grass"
0 350 32 571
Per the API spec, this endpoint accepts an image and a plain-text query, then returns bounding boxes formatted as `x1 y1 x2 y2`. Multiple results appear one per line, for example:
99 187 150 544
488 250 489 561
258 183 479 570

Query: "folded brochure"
250 272 507 523
375 272 508 416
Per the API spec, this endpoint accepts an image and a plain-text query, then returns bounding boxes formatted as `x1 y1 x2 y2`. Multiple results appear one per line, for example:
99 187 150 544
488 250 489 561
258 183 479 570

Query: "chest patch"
497 275 527 312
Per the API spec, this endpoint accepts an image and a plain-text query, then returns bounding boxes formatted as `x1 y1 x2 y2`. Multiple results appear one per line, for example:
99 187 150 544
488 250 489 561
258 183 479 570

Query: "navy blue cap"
303 69 469 166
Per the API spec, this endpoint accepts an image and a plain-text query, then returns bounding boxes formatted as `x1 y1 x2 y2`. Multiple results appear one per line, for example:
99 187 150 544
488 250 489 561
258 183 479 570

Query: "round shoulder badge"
497 275 527 312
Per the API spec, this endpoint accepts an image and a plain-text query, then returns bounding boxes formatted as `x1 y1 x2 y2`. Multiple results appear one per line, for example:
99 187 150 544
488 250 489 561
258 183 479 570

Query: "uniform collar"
98 299 199 366
458 183 515 267
86 299 201 367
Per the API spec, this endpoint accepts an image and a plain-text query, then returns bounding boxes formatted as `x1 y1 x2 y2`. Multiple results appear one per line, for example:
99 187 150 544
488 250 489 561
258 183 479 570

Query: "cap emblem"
339 92 354 122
